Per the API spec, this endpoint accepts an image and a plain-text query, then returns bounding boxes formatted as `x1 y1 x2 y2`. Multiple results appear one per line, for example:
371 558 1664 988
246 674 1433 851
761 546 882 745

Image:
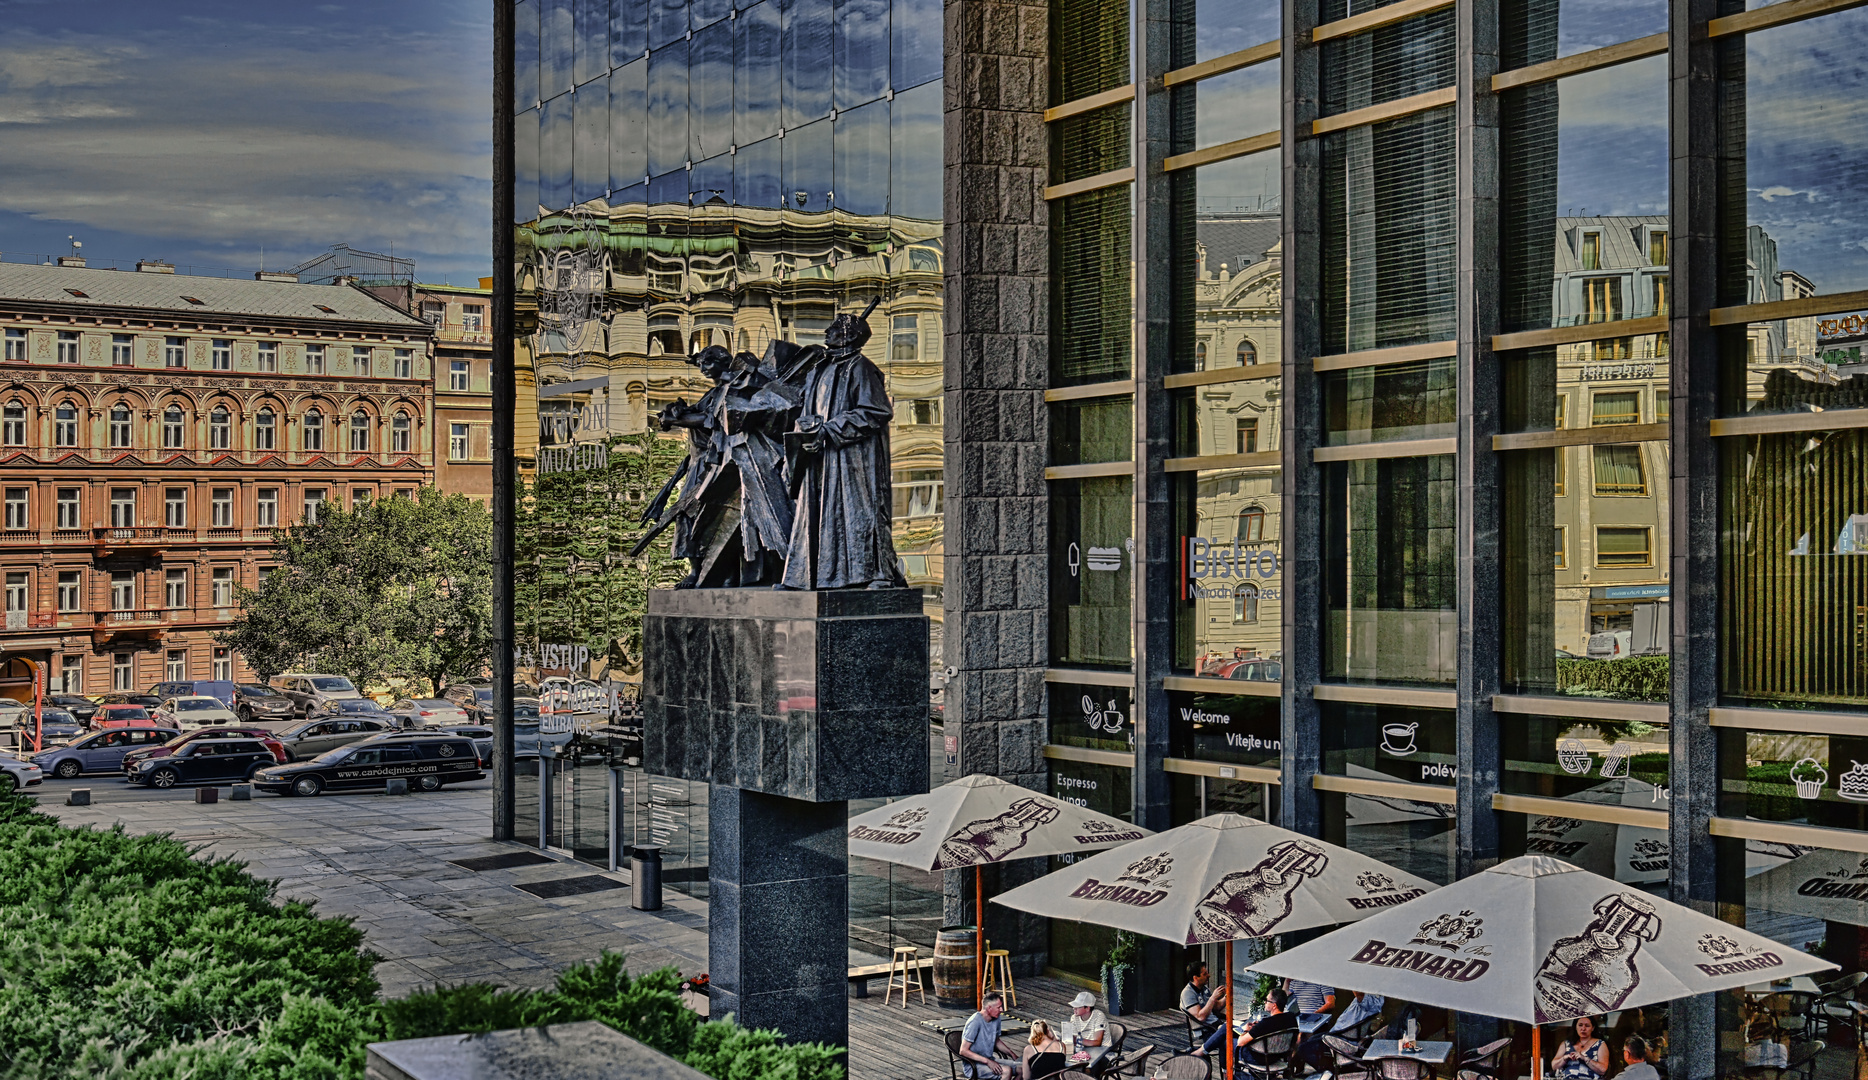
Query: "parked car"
45 694 100 724
269 674 363 717
122 727 288 775
0 698 28 725
232 683 298 724
386 698 471 729
512 703 573 758
0 752 42 793
148 680 236 709
1586 631 1635 660
19 708 84 744
126 736 277 788
94 692 163 709
308 698 396 725
442 684 495 720
31 728 180 778
383 725 493 767
153 696 241 730
251 732 485 796
274 715 397 761
92 705 153 729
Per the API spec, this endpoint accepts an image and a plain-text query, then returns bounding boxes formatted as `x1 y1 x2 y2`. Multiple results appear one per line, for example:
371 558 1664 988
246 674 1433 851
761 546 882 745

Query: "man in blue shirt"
958 992 1017 1078
1283 978 1335 1019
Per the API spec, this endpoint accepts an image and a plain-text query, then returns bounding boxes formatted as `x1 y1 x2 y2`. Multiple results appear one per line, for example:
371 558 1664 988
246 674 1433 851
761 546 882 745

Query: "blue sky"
0 0 492 285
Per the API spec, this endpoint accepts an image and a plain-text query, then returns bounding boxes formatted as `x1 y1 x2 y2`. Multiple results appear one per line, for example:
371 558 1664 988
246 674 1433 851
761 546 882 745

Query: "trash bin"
631 846 663 911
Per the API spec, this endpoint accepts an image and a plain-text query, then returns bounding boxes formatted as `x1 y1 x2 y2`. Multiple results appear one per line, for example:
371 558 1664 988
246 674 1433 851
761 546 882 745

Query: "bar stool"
983 940 1017 1007
884 944 925 1007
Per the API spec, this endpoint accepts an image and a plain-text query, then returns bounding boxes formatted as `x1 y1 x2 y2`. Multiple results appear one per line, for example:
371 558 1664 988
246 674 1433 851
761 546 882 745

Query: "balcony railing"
93 526 166 544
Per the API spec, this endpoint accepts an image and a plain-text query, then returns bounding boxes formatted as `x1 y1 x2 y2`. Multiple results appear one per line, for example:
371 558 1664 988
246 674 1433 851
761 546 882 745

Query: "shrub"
0 791 843 1080
1556 655 1670 701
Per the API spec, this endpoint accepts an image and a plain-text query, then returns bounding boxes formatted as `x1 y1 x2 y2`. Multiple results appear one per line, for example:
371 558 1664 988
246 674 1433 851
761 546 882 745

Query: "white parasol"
991 814 1437 1080
1248 854 1835 1066
845 774 1154 1009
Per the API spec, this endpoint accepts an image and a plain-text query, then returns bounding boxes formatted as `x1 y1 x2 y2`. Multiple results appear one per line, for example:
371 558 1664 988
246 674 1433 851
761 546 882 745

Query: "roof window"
314 304 337 314
64 288 88 298
181 296 205 305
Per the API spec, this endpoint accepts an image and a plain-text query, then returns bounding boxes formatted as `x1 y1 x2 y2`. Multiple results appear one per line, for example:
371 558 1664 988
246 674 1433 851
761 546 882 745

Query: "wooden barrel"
932 926 977 1008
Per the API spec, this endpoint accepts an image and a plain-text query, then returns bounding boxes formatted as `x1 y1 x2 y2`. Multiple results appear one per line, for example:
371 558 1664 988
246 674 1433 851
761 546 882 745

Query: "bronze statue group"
633 299 907 592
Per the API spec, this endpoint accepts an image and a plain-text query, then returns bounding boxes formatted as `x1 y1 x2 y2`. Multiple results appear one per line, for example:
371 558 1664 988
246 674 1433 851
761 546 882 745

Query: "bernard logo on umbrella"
1533 893 1659 1023
1348 908 1491 982
1347 870 1426 911
849 804 930 846
1189 840 1329 942
1069 851 1175 908
936 797 1060 867
1074 816 1147 846
1796 856 1868 900
1692 933 1784 977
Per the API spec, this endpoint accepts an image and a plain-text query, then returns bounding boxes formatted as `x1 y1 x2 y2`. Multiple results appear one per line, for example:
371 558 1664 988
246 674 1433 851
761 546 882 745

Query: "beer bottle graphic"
1192 840 1328 940
938 797 1061 866
1534 893 1659 1023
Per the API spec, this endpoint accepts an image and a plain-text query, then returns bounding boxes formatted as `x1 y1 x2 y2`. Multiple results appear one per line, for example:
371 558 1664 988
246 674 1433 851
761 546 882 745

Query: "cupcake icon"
1791 757 1828 800
1557 738 1592 775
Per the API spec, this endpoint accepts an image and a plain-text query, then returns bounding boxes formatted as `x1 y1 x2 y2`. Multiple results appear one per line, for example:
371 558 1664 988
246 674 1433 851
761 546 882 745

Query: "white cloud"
1755 186 1821 203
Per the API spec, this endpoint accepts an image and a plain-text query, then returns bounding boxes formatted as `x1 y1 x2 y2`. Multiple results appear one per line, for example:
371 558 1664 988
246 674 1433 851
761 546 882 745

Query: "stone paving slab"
28 777 709 999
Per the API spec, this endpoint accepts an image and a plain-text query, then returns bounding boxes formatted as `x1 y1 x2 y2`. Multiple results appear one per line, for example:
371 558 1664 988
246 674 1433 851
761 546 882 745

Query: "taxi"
250 731 483 796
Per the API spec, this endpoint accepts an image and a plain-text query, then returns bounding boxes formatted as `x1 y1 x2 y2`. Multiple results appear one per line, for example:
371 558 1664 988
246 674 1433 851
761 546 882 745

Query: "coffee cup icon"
1381 722 1419 757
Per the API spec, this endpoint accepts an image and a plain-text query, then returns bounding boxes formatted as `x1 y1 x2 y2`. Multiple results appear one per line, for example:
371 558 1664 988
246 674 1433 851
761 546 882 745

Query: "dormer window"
1580 232 1602 271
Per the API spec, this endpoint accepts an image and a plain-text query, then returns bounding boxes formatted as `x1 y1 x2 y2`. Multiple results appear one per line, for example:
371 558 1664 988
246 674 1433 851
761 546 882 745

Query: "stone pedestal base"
708 786 849 1048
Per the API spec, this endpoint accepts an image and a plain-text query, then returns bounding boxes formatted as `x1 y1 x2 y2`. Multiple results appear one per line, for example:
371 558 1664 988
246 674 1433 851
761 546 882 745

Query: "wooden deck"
848 974 1194 1080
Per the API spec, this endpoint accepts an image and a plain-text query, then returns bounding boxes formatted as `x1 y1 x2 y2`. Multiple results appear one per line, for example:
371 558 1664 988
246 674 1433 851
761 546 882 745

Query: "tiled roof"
0 263 426 327
1199 216 1283 276
1552 216 1667 275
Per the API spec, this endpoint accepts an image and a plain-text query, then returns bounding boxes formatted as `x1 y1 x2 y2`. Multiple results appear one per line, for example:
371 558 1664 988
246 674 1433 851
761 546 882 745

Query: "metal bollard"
195 786 218 804
384 777 409 796
230 784 252 801
65 788 90 806
631 846 663 911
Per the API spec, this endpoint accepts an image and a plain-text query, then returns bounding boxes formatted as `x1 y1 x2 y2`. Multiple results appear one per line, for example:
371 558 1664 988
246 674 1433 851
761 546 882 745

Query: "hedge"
1555 655 1671 702
0 790 843 1080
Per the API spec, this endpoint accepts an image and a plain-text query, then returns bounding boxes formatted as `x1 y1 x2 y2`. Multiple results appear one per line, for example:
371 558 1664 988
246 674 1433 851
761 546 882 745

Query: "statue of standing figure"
634 298 903 591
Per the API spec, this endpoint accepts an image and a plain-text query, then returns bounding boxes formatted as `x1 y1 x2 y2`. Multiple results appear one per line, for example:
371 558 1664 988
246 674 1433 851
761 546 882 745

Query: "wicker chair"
945 1030 969 1080
1377 1055 1434 1080
1457 1037 1512 1080
1152 1052 1212 1080
1814 972 1868 1042
1322 1035 1375 1080
1238 1028 1297 1080
1104 1043 1156 1077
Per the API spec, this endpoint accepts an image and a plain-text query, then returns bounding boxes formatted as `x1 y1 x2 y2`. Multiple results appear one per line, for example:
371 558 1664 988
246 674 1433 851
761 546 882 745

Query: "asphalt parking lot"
25 773 710 999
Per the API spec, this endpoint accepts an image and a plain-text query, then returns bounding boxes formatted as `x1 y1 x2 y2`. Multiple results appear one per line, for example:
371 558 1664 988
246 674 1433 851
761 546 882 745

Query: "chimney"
255 271 299 283
56 255 86 268
333 275 357 287
136 260 175 274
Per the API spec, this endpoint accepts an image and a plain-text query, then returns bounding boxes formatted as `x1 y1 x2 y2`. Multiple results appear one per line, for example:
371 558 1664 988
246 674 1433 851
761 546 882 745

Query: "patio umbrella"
991 814 1438 1080
845 774 1155 1009
1247 854 1835 1068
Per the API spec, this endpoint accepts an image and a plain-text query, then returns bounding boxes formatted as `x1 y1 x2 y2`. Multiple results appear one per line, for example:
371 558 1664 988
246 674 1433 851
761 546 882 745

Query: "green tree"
217 489 493 694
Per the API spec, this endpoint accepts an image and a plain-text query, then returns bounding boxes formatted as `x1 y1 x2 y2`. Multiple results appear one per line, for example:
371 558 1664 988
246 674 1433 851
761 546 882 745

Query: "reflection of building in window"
1647 230 1667 266
1596 526 1652 567
1591 390 1639 425
1590 337 1632 361
1583 277 1622 322
898 397 941 426
1236 418 1258 454
1233 582 1259 624
647 328 684 356
1554 446 1566 496
1581 231 1601 270
892 315 919 361
1238 505 1265 542
1195 341 1207 369
1653 275 1669 318
1554 526 1567 569
1593 444 1647 496
1237 340 1257 366
893 470 944 519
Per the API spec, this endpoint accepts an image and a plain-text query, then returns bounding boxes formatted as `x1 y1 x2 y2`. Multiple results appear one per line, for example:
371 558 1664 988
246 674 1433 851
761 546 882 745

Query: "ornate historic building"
366 281 496 502
0 260 433 698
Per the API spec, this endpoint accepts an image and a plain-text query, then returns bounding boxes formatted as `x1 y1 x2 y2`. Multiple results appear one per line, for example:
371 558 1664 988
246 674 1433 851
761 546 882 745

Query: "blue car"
33 727 180 779
14 708 84 745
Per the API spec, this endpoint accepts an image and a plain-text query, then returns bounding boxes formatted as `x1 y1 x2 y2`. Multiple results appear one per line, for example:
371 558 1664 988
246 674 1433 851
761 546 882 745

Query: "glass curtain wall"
512 0 943 961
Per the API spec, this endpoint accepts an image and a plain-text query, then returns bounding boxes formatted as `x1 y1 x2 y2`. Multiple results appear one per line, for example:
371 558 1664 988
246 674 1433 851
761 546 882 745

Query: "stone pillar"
942 0 1052 975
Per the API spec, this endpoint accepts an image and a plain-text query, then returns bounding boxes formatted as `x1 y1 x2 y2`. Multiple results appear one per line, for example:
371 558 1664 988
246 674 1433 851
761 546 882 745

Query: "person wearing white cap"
1059 991 1107 1050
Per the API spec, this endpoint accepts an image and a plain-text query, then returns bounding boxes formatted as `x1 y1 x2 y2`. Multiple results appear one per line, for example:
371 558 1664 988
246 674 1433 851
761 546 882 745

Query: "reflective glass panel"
649 0 685 50
647 41 688 178
850 797 944 957
1177 150 1281 377
690 21 733 163
1168 691 1282 766
1053 0 1130 103
1193 61 1281 148
541 93 574 212
1321 107 1458 353
1502 338 1671 434
1324 455 1458 685
1499 809 1671 894
1189 0 1280 65
1322 790 1456 886
1051 476 1134 668
1174 469 1284 672
1050 681 1133 753
1170 379 1280 458
1053 103 1130 186
891 80 943 220
1722 317 1868 417
733 135 781 208
783 116 833 214
834 0 889 110
736 1 782 146
783 0 834 129
1322 703 1457 787
891 0 941 90
574 81 609 206
1722 728 1868 828
1320 9 1456 118
574 0 608 86
1322 357 1458 445
1048 761 1132 979
1504 712 1672 801
517 107 540 221
1734 7 1868 298
1051 397 1134 466
1500 0 1667 69
518 0 541 112
542 0 574 100
1721 429 1868 709
1053 185 1134 385
1501 56 1669 333
835 97 890 217
609 61 648 191
611 0 647 67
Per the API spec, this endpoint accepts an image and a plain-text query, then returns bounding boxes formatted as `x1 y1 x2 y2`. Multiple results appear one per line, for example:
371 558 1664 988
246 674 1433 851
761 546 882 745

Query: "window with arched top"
161 405 185 449
1237 340 1258 366
53 403 77 447
1194 342 1207 371
208 406 231 450
1 402 24 446
391 412 411 453
255 408 276 451
1238 505 1265 543
1233 582 1260 624
350 410 370 452
109 404 133 448
303 408 324 452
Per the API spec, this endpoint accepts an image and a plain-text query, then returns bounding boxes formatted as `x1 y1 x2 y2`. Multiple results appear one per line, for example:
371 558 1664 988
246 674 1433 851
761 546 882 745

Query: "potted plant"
1100 931 1138 1016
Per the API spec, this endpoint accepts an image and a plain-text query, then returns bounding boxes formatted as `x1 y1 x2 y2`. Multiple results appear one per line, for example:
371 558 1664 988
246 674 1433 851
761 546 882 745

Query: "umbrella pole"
976 865 985 1013
1532 1024 1541 1080
1224 940 1235 1080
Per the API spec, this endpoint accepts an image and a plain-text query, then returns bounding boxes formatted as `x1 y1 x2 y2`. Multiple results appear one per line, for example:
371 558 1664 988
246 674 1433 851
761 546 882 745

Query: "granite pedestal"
642 588 930 1049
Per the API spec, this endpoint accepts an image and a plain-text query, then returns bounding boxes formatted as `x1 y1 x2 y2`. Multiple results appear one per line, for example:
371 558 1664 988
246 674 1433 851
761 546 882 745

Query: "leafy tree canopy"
217 488 492 694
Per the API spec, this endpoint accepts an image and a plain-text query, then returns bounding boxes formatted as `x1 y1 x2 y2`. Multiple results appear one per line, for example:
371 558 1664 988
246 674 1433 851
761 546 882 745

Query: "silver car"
275 715 396 761
387 698 471 728
270 674 363 717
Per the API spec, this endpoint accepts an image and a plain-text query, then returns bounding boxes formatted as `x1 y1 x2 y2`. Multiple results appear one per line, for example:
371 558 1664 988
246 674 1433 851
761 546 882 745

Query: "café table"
1062 1043 1111 1074
1363 1039 1456 1064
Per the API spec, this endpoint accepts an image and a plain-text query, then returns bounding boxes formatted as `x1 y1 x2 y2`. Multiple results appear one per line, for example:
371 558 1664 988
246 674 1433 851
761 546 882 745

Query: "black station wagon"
250 733 483 796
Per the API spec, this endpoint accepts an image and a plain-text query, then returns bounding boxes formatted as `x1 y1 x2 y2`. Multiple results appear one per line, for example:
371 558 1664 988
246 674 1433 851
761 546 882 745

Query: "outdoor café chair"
1104 1021 1129 1059
1814 972 1868 1042
1376 1055 1433 1080
1237 1028 1297 1080
944 1029 972 1080
1152 1051 1211 1079
1456 1037 1512 1080
1322 1036 1375 1080
1106 1043 1156 1077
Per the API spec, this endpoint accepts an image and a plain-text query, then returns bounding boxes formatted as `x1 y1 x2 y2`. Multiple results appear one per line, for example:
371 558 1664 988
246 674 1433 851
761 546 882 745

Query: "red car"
120 727 288 776
93 704 154 729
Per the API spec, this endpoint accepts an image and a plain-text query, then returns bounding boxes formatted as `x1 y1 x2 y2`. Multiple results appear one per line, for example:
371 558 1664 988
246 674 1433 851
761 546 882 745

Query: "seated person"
1549 1016 1609 1079
1236 989 1300 1065
1060 991 1107 1049
1181 960 1230 1056
1617 1036 1661 1080
1283 978 1335 1019
1294 991 1384 1073
959 993 1021 1079
1021 1019 1067 1080
1331 990 1384 1037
